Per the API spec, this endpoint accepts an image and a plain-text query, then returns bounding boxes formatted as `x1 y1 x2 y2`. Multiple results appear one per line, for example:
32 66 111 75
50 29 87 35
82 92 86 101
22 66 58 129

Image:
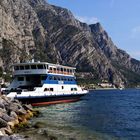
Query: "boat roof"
12 62 76 69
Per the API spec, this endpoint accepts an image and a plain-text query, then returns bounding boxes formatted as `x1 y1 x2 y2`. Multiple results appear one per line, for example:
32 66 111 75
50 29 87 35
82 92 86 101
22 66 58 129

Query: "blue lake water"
22 89 140 140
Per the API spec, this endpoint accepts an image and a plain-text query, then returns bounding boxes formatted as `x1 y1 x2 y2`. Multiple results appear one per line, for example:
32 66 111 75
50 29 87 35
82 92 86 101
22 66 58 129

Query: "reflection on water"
20 89 140 140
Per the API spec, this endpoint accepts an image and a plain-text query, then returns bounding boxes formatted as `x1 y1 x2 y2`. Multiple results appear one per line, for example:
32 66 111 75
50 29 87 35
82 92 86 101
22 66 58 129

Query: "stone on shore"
0 118 8 128
0 134 26 140
0 94 39 139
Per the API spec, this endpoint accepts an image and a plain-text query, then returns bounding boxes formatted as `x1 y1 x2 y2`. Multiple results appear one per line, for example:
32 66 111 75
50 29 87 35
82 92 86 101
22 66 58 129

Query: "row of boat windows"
49 67 74 73
47 76 75 81
14 65 74 73
14 65 47 70
44 87 77 91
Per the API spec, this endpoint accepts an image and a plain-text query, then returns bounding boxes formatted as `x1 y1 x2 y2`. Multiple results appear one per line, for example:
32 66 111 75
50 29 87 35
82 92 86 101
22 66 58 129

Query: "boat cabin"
13 62 75 76
7 62 76 92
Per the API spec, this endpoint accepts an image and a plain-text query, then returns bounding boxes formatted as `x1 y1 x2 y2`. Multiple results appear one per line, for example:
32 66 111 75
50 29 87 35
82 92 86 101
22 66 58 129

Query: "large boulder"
0 118 7 128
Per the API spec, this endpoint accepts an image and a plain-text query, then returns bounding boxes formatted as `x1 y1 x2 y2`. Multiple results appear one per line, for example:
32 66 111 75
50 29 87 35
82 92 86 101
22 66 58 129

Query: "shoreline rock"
0 95 39 139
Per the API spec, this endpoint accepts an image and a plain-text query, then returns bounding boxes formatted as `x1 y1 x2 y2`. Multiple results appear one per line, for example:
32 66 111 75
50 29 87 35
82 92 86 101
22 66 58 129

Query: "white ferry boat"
6 62 88 106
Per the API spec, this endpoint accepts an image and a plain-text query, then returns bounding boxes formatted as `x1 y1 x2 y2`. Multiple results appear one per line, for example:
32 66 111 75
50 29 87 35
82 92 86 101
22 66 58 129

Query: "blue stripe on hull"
43 74 77 84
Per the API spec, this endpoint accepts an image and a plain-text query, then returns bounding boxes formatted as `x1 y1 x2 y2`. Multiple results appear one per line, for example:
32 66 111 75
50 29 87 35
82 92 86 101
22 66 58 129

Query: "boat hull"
15 94 86 106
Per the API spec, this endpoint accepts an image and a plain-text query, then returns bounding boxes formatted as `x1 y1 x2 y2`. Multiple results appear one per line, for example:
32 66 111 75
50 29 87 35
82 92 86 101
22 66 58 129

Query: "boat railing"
48 70 73 75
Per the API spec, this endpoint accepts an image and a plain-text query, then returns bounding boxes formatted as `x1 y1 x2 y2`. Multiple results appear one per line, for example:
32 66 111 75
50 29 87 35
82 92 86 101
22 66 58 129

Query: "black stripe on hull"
15 94 86 106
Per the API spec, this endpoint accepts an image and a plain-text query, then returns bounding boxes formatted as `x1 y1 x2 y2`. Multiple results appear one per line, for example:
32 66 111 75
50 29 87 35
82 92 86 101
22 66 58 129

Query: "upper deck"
13 62 76 76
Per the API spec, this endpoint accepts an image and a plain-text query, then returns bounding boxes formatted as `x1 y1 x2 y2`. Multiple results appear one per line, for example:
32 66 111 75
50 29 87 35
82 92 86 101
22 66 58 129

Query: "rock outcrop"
1 0 140 86
0 94 38 139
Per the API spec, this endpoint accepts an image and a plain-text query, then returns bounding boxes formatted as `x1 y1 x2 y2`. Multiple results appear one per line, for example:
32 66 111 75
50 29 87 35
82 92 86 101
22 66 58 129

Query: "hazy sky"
48 0 140 60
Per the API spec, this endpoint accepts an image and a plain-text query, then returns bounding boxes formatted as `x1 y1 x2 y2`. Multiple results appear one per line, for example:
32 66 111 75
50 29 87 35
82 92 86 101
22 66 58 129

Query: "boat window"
70 78 73 81
25 65 30 69
49 67 52 70
50 88 53 91
61 77 64 81
44 88 54 91
74 88 77 91
49 76 52 80
71 88 74 91
58 77 61 81
18 77 24 81
20 66 24 70
44 88 49 91
37 65 44 69
61 68 63 72
64 68 66 72
71 88 77 91
64 78 67 81
54 77 57 80
62 86 64 89
26 77 30 81
14 66 19 70
31 65 36 69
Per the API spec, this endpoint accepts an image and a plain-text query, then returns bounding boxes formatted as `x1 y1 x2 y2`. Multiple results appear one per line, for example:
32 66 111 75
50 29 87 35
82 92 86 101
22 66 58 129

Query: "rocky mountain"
0 0 140 87
90 23 140 86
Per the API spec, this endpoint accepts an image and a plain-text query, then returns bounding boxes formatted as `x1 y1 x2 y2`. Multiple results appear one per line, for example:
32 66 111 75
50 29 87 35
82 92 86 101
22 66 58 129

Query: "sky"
47 0 140 60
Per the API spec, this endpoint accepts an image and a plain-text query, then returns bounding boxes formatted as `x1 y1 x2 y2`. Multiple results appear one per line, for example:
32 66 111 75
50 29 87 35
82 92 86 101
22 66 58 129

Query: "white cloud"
76 16 99 24
131 26 140 39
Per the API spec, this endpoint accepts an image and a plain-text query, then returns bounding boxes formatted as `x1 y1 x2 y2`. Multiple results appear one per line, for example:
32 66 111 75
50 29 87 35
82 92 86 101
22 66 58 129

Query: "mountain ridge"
1 0 140 87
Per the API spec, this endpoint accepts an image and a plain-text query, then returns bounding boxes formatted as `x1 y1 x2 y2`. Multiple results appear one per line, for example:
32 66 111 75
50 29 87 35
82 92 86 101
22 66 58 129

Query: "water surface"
21 89 140 140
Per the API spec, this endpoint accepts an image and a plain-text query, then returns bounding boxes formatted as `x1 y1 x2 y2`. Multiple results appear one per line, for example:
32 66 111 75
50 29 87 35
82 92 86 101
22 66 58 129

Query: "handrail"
48 70 73 75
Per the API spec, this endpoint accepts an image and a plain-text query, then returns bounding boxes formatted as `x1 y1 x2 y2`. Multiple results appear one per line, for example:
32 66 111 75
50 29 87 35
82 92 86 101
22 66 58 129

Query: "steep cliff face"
0 0 60 71
90 23 140 85
0 0 43 71
28 1 124 84
0 0 140 86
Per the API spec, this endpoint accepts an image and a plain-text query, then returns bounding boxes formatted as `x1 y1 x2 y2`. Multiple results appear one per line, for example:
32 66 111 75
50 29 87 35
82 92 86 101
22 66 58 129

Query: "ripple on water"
19 89 140 140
